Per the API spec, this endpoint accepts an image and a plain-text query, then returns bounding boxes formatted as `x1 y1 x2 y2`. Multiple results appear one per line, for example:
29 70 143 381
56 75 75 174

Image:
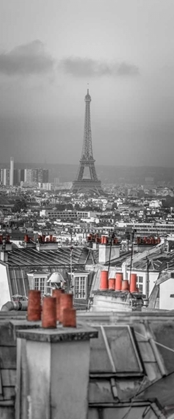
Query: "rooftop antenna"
70 246 73 294
129 229 136 280
87 82 89 94
108 230 115 278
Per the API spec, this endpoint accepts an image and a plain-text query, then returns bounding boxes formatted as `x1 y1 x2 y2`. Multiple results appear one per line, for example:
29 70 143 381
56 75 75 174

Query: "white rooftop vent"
47 272 64 284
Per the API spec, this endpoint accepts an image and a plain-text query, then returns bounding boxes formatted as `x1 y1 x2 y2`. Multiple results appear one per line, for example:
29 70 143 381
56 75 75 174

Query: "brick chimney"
36 235 58 251
23 235 36 248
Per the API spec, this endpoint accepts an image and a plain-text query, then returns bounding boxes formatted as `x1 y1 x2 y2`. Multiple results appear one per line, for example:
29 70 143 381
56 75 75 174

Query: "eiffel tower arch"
72 89 103 195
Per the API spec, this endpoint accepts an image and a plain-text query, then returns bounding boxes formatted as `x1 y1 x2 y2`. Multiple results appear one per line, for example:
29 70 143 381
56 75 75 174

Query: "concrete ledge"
16 325 98 342
93 290 145 298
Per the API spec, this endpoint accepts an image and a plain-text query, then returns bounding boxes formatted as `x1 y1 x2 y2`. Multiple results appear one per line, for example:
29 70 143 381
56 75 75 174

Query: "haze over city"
0 0 174 167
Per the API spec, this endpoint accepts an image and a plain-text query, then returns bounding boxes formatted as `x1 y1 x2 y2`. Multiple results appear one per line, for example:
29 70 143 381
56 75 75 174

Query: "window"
90 325 143 374
137 276 144 293
34 277 46 295
74 276 86 299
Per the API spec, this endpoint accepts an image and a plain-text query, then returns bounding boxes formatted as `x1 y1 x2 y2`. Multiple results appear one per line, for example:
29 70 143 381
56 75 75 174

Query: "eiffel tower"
72 89 103 195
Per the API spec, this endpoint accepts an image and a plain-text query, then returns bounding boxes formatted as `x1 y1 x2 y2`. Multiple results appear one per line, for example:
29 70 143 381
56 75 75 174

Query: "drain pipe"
1 301 28 311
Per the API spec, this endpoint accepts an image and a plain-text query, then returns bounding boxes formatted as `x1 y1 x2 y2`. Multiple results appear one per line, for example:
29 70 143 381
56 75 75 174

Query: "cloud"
0 44 139 79
59 57 139 77
0 40 55 76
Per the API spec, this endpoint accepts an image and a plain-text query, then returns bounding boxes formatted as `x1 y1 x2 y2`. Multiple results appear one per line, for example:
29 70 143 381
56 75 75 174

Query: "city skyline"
0 0 174 167
0 156 49 186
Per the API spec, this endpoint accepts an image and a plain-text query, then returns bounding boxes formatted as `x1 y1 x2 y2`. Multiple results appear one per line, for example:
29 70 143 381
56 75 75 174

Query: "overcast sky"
0 0 174 166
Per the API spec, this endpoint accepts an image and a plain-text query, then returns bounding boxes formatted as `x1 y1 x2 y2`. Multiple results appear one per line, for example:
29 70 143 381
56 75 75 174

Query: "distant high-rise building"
3 169 10 186
24 169 33 184
42 169 49 183
37 168 42 183
14 169 19 186
24 169 27 183
10 157 14 186
0 169 4 184
14 169 24 186
38 168 49 183
32 169 38 183
20 169 24 182
23 168 49 185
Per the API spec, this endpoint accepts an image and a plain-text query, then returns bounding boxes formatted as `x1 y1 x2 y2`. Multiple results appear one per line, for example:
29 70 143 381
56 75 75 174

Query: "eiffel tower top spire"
82 88 93 159
85 88 91 101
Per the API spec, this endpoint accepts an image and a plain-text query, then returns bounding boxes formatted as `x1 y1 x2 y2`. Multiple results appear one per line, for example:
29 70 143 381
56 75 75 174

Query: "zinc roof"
87 315 173 417
6 246 89 268
133 252 174 271
2 246 92 298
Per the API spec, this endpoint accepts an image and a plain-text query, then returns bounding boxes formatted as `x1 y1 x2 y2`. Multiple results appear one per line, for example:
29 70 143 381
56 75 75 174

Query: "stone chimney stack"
0 235 13 261
16 326 98 419
36 234 58 251
0 251 8 262
98 241 120 264
23 235 36 248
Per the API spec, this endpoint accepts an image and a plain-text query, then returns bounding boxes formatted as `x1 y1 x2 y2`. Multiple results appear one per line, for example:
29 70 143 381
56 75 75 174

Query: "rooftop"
3 246 93 268
1 310 174 418
133 251 174 271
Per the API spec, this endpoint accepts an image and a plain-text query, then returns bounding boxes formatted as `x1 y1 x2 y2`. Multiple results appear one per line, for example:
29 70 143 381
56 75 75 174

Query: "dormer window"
137 275 144 293
73 273 88 299
27 272 48 296
34 277 46 295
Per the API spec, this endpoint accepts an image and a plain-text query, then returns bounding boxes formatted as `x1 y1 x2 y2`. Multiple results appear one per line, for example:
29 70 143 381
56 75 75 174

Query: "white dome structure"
48 272 64 284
